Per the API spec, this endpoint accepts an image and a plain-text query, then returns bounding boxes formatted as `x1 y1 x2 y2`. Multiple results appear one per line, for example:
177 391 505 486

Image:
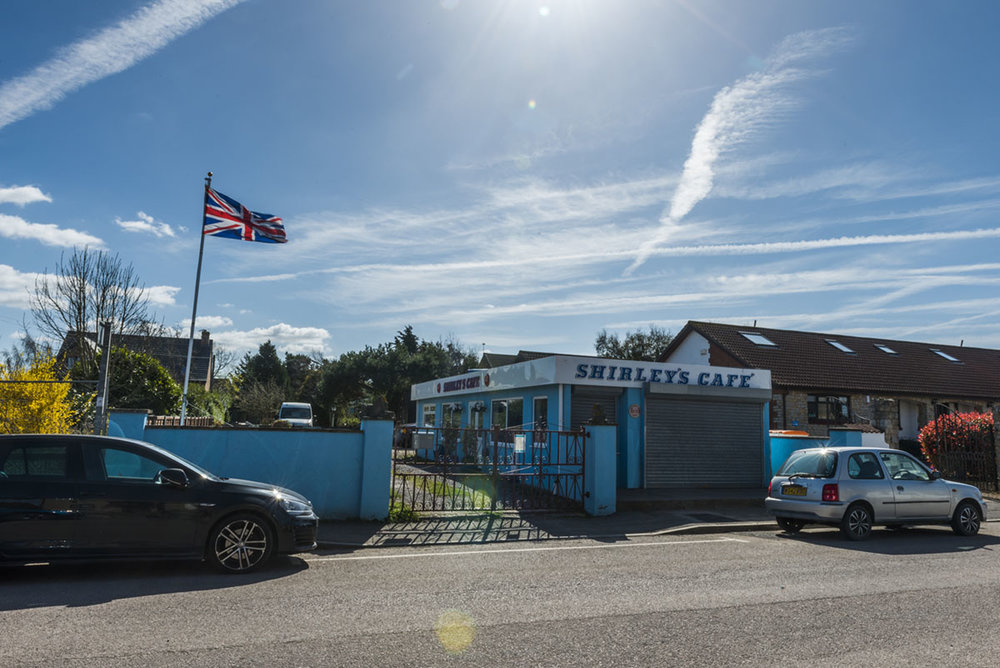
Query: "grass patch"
388 502 419 522
421 476 494 508
393 474 497 511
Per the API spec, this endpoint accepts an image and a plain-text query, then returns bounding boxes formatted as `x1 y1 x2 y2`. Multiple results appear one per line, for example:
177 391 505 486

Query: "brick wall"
773 389 990 446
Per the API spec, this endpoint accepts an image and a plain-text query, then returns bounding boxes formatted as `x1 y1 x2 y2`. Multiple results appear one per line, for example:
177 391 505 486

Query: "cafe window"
491 398 524 429
807 395 850 424
422 404 437 427
533 397 549 430
469 402 485 430
442 403 462 429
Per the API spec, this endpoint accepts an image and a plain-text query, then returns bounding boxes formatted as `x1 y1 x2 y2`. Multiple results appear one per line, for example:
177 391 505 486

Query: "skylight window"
740 332 776 347
930 348 961 363
826 340 855 354
874 344 898 355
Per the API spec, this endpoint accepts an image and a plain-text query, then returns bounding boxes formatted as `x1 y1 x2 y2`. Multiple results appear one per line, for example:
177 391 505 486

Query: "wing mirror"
930 470 942 480
156 468 189 489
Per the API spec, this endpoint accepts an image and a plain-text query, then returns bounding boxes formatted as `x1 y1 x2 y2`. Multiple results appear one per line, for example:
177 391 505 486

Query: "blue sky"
3 0 1000 362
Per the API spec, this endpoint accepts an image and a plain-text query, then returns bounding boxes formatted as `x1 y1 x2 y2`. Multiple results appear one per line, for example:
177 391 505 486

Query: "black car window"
848 452 884 480
1 445 71 479
880 451 931 482
778 450 838 478
99 447 167 482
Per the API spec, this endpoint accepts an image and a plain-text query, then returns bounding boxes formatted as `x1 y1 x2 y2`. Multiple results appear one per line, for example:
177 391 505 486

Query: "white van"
278 402 314 427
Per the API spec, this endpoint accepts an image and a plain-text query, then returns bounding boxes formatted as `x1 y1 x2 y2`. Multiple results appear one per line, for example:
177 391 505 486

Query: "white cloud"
637 227 1000 259
628 26 853 273
0 213 104 248
0 0 245 130
115 211 175 237
211 323 330 356
0 185 52 206
179 315 233 329
145 285 181 306
0 264 40 308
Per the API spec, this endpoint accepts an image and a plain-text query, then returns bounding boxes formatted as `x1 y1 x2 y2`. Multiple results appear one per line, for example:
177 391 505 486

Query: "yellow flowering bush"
0 357 75 434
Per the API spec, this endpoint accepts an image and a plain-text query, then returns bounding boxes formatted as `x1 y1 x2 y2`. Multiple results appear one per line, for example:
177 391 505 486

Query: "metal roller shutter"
645 396 764 488
571 388 622 429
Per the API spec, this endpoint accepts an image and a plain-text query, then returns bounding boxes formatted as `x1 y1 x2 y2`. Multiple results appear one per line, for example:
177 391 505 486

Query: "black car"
0 434 318 573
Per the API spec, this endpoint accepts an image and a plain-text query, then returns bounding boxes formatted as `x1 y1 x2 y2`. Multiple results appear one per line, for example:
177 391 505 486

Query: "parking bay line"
306 536 748 562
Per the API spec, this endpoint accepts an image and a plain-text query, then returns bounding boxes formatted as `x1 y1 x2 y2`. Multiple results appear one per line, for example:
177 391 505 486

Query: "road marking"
306 537 747 562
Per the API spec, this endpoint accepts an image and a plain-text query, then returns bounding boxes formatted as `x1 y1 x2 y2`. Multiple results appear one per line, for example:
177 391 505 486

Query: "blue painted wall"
585 425 617 515
108 410 392 520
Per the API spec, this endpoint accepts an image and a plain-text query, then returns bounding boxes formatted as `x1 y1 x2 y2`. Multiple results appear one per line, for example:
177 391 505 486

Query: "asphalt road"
3 522 1000 667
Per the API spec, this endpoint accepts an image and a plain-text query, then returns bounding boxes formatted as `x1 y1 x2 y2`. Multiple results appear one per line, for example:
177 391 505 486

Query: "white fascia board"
411 355 770 401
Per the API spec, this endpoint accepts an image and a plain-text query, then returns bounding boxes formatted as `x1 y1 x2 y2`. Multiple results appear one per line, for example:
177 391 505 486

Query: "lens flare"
528 99 536 109
435 609 476 655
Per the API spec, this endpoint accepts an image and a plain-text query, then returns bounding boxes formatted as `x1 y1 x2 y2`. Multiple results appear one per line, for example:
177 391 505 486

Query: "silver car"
765 446 987 540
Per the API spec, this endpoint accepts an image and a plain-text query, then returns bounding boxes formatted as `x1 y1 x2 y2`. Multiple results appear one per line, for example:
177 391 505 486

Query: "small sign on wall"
514 434 526 453
629 404 641 419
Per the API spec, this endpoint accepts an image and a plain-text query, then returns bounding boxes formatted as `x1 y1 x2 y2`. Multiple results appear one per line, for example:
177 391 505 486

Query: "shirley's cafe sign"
411 355 771 400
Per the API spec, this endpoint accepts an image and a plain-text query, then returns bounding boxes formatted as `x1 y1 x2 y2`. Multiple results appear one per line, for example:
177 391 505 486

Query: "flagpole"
180 171 212 425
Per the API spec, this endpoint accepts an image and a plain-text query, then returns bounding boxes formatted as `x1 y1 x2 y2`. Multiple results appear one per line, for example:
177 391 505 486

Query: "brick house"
659 321 1000 448
58 329 215 391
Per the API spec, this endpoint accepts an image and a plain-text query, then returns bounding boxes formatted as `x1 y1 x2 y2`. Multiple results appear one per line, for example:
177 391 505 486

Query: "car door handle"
896 486 905 492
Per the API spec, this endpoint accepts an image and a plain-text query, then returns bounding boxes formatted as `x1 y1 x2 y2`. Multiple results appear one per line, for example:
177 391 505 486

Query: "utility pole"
94 321 112 434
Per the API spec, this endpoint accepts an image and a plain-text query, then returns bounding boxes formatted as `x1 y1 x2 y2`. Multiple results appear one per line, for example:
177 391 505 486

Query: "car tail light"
822 484 839 502
768 480 773 497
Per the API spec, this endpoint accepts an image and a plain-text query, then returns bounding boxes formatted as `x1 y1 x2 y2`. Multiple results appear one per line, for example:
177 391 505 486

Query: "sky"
3 0 1000 364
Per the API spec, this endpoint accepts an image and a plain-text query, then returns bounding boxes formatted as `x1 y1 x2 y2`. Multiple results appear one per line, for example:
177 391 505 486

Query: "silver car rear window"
778 450 837 478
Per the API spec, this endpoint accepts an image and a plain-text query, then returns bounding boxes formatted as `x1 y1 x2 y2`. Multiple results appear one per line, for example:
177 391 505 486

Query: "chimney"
200 329 210 343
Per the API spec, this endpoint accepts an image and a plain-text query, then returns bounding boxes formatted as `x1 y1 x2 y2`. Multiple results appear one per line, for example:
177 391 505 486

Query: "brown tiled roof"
59 330 214 384
661 321 1000 400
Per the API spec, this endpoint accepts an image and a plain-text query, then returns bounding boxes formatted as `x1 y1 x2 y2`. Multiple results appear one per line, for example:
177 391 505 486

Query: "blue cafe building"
411 355 773 489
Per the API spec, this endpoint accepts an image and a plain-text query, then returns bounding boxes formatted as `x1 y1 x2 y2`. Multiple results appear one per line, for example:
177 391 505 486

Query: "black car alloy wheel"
776 517 805 533
952 501 982 536
209 514 274 573
840 503 873 541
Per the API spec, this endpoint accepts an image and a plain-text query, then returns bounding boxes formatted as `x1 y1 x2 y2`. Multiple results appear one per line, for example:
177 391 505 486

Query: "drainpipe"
558 384 564 430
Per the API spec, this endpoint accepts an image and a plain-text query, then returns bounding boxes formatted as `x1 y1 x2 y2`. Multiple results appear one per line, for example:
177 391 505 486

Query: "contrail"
626 27 853 274
0 0 245 131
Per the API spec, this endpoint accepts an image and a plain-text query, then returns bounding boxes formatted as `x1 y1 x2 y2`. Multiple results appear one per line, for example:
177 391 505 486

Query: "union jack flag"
203 187 286 243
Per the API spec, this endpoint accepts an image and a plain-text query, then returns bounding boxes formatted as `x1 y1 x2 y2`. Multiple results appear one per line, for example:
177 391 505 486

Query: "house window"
930 348 961 363
826 340 855 354
740 332 777 347
491 398 524 429
422 404 436 427
874 344 898 355
807 395 850 424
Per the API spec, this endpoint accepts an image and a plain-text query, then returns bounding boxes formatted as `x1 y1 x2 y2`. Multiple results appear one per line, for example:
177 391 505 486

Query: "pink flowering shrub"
918 412 994 470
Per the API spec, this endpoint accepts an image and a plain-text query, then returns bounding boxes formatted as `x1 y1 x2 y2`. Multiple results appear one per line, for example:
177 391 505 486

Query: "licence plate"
782 484 807 497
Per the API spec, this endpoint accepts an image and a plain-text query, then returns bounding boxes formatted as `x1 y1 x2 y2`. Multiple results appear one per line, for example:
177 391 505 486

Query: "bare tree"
212 345 238 379
31 248 158 366
1 322 55 371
